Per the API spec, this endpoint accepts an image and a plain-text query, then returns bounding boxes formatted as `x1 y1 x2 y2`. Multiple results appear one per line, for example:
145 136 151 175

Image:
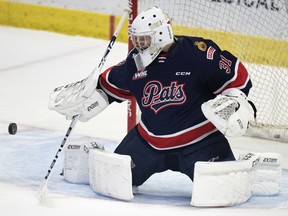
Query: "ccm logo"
67 145 81 150
175 71 191 76
87 101 99 111
263 158 277 163
237 119 244 129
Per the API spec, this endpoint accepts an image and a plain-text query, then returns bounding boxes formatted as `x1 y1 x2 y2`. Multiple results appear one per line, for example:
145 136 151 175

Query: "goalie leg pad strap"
239 152 282 196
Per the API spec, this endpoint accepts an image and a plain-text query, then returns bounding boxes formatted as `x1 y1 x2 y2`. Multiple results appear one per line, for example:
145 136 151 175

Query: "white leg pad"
191 159 254 207
89 149 134 201
64 141 102 184
191 152 282 207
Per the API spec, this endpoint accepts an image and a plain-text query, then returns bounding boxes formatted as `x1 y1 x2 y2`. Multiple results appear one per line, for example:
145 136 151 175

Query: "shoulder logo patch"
194 41 207 51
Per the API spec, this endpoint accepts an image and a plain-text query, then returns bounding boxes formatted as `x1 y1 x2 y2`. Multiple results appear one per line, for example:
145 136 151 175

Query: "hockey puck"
8 123 17 135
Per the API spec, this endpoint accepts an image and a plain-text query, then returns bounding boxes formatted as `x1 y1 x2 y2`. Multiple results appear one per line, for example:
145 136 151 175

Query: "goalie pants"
114 126 235 186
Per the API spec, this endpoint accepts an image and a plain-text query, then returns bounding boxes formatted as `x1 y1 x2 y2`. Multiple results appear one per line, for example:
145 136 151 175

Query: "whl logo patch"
133 70 147 80
142 81 186 113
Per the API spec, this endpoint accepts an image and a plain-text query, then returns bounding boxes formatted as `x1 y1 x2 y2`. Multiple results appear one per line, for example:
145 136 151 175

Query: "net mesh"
134 0 288 141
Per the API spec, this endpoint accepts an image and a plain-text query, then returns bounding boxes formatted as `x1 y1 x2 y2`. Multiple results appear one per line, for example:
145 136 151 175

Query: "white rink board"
10 0 288 39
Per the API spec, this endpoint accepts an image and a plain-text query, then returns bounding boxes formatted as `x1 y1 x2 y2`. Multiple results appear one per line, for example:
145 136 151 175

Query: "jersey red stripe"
137 121 217 149
100 67 133 100
221 61 249 92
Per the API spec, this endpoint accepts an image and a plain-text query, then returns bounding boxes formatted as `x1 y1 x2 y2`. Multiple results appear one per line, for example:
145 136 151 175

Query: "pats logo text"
142 81 186 113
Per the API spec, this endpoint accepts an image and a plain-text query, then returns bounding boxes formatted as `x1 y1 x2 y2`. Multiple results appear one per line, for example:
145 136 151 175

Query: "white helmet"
130 6 174 70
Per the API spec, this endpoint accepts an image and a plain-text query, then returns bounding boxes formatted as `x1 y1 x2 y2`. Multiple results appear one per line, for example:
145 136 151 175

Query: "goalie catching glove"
53 89 109 122
201 88 256 137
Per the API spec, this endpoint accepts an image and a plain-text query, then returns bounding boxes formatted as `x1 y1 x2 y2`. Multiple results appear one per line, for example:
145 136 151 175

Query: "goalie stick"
37 8 131 202
37 115 79 201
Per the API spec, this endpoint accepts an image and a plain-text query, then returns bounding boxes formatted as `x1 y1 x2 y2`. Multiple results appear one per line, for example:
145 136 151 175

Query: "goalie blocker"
53 88 109 122
63 142 281 206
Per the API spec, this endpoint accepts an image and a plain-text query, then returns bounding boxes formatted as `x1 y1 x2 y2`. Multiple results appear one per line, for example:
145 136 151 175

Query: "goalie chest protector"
100 36 252 149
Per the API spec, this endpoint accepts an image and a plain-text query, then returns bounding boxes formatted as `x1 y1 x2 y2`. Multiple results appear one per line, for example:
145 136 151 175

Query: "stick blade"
37 181 49 203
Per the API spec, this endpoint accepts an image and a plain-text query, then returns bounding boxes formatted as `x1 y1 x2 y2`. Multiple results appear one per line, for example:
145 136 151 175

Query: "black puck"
8 123 17 135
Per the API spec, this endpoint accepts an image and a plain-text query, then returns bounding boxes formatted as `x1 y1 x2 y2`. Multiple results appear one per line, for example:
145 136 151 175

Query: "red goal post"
127 0 138 132
127 0 288 142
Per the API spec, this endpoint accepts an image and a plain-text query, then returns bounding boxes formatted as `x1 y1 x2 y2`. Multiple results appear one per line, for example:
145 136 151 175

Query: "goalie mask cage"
128 0 288 142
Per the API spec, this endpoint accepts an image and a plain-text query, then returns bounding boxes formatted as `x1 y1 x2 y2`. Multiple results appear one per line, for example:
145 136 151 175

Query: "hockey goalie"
50 7 282 206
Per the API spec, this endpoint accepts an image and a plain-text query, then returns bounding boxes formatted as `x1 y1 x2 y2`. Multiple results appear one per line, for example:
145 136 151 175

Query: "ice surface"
0 26 287 216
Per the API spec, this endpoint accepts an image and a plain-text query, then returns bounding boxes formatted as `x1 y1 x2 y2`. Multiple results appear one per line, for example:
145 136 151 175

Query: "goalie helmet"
130 6 174 70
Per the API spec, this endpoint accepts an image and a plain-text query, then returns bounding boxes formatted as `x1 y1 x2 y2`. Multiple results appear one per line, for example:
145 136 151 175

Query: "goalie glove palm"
201 88 254 137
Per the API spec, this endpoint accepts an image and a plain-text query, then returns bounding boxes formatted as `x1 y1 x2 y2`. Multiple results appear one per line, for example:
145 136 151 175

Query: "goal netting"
128 0 288 142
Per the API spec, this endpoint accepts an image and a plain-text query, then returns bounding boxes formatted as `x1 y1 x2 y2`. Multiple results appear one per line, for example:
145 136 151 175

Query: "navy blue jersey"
99 36 252 150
